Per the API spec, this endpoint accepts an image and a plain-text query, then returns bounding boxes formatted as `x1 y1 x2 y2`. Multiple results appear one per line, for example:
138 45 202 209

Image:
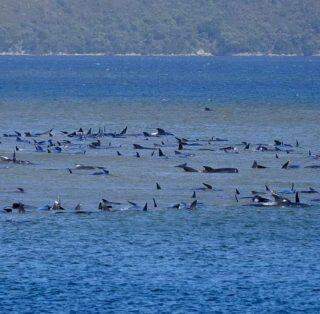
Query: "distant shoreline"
0 51 319 57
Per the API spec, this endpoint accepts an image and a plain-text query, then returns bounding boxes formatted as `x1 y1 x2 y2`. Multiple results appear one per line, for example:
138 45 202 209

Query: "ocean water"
1 56 320 312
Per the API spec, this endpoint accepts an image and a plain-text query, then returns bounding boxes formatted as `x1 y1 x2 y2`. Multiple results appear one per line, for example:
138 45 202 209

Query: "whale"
133 144 155 150
75 164 96 170
174 150 195 158
252 160 267 169
282 161 300 169
305 164 320 169
74 204 87 214
99 199 113 211
202 166 239 173
175 163 198 173
300 187 318 194
91 169 109 176
249 192 309 208
188 200 197 210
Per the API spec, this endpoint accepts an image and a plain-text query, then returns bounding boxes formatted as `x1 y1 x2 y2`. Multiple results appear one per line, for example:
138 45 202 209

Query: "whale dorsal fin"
202 183 212 190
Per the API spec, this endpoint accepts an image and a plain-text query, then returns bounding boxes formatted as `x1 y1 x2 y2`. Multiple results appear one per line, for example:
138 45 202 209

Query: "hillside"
0 0 319 55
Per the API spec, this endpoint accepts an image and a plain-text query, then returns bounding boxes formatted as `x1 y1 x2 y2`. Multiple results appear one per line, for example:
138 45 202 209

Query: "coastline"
0 51 319 57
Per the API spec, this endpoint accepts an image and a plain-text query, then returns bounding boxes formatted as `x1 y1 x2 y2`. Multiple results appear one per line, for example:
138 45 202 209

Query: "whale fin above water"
202 183 213 190
120 126 127 135
252 160 266 169
295 192 300 204
189 200 197 210
177 164 198 172
153 198 157 208
133 144 154 150
143 203 148 211
158 149 165 157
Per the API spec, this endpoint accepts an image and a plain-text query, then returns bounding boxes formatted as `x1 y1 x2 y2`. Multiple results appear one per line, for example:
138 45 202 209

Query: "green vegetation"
0 0 319 55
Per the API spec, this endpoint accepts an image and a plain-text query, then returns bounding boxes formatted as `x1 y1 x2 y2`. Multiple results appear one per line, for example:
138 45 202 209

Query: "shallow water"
1 56 320 312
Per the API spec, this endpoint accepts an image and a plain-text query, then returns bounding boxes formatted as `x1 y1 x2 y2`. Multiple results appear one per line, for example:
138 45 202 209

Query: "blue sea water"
1 56 320 312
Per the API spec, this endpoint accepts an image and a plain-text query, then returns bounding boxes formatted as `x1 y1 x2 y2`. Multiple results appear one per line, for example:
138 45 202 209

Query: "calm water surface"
1 56 320 312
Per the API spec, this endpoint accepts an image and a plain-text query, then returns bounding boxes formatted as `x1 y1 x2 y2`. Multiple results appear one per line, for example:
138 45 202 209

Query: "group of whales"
2 196 199 214
1 183 316 214
1 125 320 213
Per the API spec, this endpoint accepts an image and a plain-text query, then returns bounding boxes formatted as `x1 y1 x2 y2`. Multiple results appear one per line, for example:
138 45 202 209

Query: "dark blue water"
0 56 319 105
1 56 320 313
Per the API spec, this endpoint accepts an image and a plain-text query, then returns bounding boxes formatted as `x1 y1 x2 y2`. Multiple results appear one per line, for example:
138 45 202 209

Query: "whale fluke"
156 183 161 190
